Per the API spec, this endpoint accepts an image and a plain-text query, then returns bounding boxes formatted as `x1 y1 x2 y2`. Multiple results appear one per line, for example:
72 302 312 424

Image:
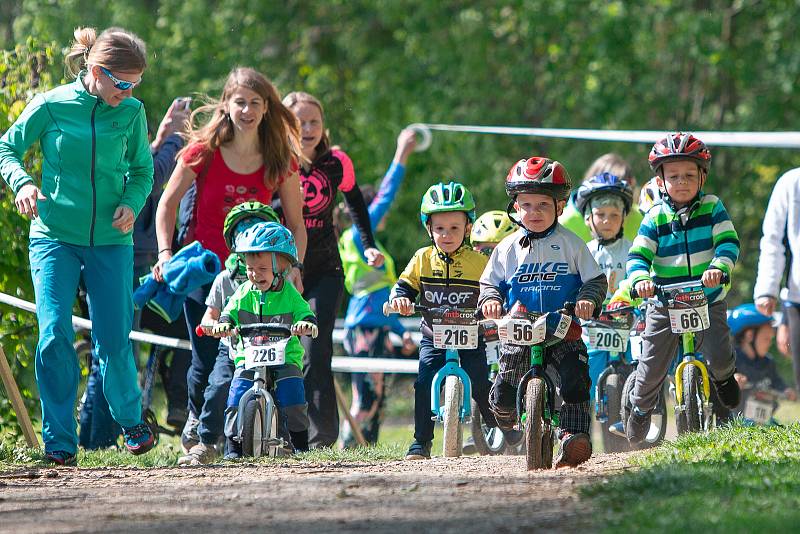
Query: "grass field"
583 422 800 532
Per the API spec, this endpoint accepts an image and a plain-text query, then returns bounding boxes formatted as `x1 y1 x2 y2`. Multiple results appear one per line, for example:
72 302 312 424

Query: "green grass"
583 422 800 533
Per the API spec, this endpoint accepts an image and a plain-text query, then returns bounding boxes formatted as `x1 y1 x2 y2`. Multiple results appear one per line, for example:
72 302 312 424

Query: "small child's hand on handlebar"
574 300 595 320
634 280 656 299
702 268 725 288
292 321 318 338
390 297 415 316
481 299 503 320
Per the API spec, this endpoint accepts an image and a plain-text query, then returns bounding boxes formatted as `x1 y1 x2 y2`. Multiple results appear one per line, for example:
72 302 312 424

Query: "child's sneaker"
405 440 432 460
177 442 218 466
713 375 741 409
180 411 200 453
626 407 652 444
122 423 155 455
554 432 592 468
44 450 77 466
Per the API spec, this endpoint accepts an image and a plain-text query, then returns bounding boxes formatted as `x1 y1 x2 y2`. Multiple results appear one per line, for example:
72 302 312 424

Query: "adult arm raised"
278 170 307 292
152 161 197 282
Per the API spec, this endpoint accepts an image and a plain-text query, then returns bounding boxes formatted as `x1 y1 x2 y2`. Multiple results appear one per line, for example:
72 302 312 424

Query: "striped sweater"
626 193 739 303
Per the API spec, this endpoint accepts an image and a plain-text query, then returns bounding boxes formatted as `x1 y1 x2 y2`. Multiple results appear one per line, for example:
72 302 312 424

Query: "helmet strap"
268 252 287 292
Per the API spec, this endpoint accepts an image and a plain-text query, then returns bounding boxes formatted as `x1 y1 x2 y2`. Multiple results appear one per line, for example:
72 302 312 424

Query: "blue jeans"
414 336 495 443
197 341 234 443
184 285 220 419
30 239 141 454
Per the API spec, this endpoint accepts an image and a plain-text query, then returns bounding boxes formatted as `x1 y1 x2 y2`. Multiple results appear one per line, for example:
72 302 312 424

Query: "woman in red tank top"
152 68 306 454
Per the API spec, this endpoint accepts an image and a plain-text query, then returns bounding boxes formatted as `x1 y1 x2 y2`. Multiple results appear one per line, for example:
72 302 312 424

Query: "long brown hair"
65 27 147 78
282 91 331 159
181 67 304 189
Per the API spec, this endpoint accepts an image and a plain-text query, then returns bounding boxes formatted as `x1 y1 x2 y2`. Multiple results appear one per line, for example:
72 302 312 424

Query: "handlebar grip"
629 286 640 300
195 325 206 337
721 273 730 285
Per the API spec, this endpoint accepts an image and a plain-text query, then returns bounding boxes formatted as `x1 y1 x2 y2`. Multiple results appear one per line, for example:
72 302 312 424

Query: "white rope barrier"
0 292 418 374
408 123 800 149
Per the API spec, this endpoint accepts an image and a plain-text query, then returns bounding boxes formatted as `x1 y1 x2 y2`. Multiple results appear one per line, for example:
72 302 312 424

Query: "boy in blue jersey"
480 157 607 467
623 132 740 444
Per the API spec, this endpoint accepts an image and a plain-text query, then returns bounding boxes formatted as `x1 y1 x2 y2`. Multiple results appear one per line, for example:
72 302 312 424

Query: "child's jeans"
490 339 592 435
631 300 735 412
413 336 496 443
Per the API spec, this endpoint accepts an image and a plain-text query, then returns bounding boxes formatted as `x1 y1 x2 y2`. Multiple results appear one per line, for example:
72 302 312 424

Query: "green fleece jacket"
0 74 153 246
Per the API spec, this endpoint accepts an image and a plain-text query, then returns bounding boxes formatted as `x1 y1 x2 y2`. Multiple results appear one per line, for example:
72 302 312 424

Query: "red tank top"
182 143 293 264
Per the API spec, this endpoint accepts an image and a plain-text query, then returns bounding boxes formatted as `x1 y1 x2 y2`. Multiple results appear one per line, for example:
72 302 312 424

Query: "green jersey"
220 281 316 369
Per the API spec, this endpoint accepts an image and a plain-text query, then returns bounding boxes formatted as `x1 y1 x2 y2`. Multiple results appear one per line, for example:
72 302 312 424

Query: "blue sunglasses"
100 66 140 90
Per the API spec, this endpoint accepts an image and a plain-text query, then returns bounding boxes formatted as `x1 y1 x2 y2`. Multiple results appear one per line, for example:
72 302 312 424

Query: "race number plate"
497 317 545 346
485 341 501 364
667 304 710 333
629 335 644 361
743 398 772 425
243 337 288 369
585 327 630 352
430 309 479 349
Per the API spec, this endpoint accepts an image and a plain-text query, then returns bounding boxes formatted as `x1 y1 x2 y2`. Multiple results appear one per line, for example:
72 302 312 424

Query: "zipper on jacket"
89 100 100 246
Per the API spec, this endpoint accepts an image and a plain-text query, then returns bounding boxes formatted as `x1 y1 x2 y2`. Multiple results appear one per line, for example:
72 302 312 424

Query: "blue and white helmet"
727 303 774 337
574 172 634 216
234 222 298 289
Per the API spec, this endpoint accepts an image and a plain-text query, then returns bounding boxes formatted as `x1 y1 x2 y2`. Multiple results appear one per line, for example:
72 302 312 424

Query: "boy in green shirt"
212 222 317 458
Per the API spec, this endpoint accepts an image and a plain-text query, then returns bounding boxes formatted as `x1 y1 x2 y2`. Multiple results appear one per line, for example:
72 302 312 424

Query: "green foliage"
4 1 800 427
584 423 800 532
0 36 60 436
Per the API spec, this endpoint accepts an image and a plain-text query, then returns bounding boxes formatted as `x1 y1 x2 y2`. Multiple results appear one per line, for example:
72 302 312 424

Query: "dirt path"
0 453 634 533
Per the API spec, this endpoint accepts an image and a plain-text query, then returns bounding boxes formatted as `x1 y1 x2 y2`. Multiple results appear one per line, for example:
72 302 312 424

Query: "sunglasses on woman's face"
100 66 140 90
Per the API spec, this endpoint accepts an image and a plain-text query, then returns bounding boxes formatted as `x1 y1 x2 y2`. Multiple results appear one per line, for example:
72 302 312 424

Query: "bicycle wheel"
681 365 704 433
600 373 630 453
442 376 463 457
241 397 264 458
470 399 506 455
265 402 281 457
524 377 547 470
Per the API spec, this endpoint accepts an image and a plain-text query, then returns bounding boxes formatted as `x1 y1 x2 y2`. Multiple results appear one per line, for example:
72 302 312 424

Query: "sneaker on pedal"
177 442 218 466
608 421 626 437
714 375 741 409
626 407 652 444
405 440 432 460
44 450 77 466
122 423 155 455
555 432 592 468
180 411 200 453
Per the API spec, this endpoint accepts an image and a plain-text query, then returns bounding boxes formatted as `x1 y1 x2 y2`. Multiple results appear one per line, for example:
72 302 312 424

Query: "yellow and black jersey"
390 244 488 337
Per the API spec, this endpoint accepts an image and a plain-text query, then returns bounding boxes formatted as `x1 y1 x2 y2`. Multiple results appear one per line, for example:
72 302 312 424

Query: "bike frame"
517 344 559 429
430 347 473 422
234 369 284 449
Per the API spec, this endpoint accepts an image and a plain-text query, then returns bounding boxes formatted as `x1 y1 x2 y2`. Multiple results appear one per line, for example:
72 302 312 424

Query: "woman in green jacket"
0 27 155 465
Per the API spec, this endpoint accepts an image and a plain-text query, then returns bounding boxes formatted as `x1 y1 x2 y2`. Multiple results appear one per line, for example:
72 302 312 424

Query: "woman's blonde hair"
65 27 147 78
181 67 304 189
282 91 331 159
583 153 635 184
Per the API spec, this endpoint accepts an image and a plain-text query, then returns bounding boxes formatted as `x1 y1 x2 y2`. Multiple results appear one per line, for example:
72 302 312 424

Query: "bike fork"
430 348 472 422
673 333 713 431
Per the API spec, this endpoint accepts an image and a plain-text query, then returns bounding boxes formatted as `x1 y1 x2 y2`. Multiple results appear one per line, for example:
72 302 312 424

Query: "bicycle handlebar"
629 273 730 300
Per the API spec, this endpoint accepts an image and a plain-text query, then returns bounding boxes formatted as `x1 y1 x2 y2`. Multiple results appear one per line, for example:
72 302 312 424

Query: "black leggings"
301 272 345 448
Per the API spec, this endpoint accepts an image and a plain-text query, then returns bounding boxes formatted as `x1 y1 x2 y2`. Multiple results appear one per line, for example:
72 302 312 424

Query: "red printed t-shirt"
181 143 295 264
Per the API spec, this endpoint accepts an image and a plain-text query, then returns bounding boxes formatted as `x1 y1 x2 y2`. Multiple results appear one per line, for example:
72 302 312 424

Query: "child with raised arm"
479 157 607 467
623 132 740 444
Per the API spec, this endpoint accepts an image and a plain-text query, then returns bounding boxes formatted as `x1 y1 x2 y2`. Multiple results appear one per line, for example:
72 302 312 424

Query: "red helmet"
648 132 711 173
505 157 571 200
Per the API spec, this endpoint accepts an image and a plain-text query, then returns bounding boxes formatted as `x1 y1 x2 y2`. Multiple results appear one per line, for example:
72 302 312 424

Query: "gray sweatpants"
632 300 736 412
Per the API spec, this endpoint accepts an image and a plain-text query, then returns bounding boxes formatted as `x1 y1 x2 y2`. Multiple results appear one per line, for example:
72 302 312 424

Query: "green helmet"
419 181 476 227
222 201 280 252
